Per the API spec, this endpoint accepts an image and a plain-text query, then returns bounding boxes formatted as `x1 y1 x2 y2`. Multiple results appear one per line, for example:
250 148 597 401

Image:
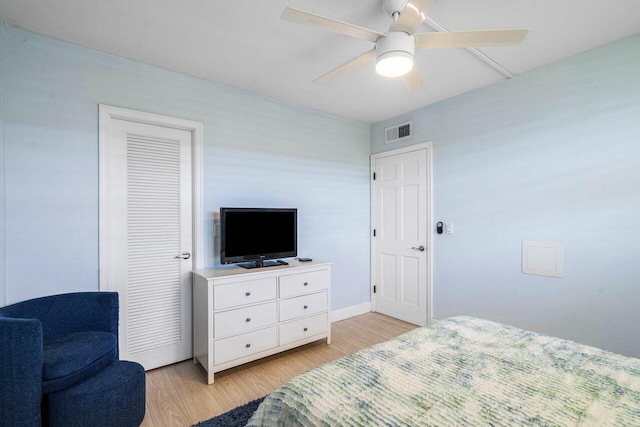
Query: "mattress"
246 316 640 426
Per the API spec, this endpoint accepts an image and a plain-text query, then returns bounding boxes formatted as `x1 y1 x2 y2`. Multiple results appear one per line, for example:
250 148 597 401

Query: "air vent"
385 121 412 144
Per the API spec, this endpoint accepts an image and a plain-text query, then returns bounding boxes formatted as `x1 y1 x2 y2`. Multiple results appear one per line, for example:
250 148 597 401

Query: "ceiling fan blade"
282 7 384 43
314 49 376 84
391 0 438 35
415 29 529 49
403 65 424 92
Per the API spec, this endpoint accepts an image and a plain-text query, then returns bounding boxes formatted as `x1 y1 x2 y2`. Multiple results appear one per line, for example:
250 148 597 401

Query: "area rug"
192 397 265 427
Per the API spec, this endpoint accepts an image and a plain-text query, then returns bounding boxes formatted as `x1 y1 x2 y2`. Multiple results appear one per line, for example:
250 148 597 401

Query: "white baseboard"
331 301 372 323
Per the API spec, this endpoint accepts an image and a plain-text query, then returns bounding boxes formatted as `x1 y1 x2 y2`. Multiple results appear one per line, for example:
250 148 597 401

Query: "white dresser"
193 260 331 384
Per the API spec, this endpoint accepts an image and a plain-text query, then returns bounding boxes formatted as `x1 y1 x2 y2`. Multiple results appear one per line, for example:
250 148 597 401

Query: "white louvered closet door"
107 119 193 370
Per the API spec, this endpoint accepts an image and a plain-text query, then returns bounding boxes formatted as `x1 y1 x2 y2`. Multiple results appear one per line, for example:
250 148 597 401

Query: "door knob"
411 245 425 252
174 252 191 259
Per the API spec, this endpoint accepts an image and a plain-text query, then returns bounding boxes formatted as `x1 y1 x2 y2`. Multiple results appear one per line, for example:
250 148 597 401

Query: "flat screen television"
220 207 297 269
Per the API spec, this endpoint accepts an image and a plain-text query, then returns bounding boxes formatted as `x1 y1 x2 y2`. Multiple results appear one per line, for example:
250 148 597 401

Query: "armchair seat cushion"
48 360 146 427
42 331 117 394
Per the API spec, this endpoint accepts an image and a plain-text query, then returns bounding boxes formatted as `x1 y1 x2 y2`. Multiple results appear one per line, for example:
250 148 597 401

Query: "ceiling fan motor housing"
376 31 415 59
376 31 415 77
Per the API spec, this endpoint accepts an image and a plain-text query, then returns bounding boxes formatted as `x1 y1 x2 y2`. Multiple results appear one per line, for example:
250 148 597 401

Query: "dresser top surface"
193 259 331 280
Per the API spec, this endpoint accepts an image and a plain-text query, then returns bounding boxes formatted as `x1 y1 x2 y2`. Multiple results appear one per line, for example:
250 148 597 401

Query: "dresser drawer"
215 326 277 365
279 313 328 346
279 270 330 298
279 292 328 322
214 277 276 310
215 302 277 339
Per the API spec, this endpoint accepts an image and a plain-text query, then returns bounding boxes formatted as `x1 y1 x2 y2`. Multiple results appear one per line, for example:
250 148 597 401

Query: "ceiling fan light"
375 31 415 78
376 51 414 77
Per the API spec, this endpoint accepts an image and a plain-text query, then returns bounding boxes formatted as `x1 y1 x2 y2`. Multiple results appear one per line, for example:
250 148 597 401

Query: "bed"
246 316 640 426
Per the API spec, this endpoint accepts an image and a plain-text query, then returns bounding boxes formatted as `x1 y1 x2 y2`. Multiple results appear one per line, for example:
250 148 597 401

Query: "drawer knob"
303 327 308 332
246 343 251 348
303 282 308 286
245 291 251 296
303 305 308 309
246 318 251 322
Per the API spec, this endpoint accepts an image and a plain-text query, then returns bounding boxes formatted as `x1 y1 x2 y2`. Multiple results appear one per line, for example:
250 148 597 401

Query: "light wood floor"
141 312 417 427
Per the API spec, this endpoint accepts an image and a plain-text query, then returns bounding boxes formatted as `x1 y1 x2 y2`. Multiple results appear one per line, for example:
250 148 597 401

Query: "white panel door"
103 118 193 370
373 147 429 326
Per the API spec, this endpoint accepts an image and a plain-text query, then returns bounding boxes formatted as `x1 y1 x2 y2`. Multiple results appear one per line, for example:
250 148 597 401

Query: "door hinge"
373 229 376 237
373 285 376 293
373 172 376 180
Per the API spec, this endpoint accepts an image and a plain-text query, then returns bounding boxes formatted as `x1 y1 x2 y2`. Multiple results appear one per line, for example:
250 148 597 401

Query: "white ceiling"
1 0 639 123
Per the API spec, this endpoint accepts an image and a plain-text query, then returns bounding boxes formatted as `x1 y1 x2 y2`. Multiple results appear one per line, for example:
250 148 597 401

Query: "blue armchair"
0 292 145 427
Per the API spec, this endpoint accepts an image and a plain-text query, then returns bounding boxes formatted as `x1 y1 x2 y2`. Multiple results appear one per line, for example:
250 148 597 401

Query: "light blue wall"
3 17 639 358
372 35 640 358
0 21 371 310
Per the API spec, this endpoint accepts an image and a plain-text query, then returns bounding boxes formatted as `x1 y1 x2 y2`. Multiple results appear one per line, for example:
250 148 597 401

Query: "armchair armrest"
0 317 43 426
0 292 118 340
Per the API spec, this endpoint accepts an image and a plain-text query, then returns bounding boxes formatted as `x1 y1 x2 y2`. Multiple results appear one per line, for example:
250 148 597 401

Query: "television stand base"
238 259 288 269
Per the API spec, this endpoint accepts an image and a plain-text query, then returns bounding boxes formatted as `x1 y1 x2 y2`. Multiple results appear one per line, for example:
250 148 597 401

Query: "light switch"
445 222 453 234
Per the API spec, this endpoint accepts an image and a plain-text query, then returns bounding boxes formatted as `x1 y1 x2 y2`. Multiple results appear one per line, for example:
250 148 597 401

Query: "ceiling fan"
281 0 529 92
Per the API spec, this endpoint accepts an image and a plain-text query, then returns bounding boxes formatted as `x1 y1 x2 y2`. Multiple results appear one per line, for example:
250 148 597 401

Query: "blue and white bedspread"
246 316 640 426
